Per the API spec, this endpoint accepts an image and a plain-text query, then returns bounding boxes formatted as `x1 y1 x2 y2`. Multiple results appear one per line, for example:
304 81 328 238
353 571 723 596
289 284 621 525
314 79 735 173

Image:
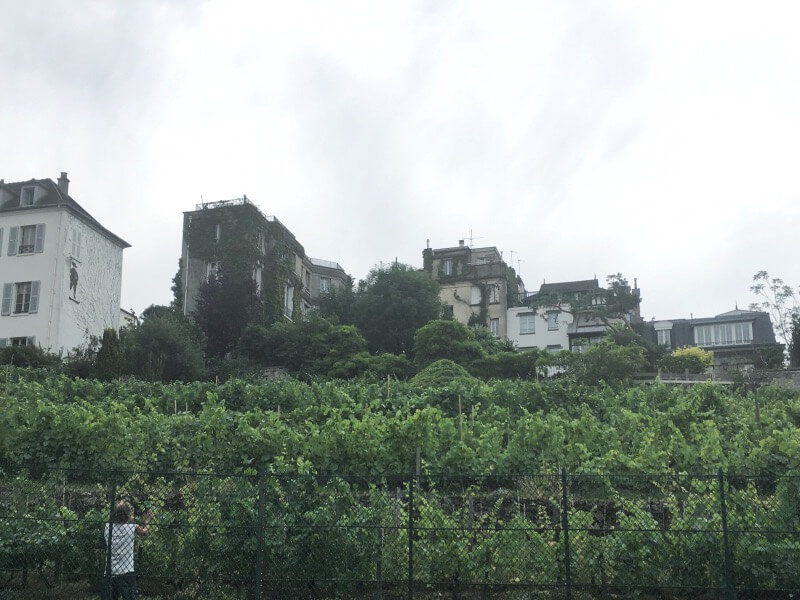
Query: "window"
519 313 535 335
694 322 752 347
206 261 221 279
489 318 500 337
305 269 311 289
656 329 671 347
547 344 563 352
443 304 454 319
442 259 453 276
20 187 35 207
252 263 262 293
0 337 35 347
320 277 331 294
488 284 500 304
1 281 40 315
547 311 559 331
284 284 294 318
7 224 45 255
470 285 481 305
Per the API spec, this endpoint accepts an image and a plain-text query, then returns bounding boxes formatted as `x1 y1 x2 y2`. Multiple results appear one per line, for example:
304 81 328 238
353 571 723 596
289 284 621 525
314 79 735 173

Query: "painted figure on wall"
70 261 79 299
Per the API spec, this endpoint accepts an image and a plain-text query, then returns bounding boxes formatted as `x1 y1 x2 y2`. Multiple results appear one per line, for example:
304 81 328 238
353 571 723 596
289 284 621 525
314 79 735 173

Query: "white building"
0 173 130 352
508 278 640 352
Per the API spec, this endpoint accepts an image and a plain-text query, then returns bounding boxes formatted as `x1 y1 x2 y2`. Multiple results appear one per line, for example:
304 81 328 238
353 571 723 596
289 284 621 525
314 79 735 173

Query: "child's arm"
135 511 153 536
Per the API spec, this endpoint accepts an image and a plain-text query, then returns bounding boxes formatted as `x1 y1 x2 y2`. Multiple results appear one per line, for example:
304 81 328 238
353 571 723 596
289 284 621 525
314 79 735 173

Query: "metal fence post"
104 471 118 599
717 469 735 600
255 469 265 600
561 468 572 600
408 471 415 600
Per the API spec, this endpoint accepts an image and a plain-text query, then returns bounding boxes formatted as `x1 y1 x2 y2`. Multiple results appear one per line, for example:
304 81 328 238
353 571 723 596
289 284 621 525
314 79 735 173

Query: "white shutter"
1 283 12 316
8 226 18 256
29 281 41 314
34 224 45 253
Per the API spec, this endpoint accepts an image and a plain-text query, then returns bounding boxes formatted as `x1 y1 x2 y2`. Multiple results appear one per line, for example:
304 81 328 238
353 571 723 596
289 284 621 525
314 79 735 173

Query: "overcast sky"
2 0 799 322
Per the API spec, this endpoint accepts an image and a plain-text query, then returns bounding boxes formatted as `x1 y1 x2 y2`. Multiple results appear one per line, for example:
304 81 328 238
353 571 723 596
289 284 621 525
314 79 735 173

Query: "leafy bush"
569 341 646 386
410 359 479 388
658 346 713 374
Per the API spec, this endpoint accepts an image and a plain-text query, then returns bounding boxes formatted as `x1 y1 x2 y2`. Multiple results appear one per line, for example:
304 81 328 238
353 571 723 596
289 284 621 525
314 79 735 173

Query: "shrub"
658 346 713 374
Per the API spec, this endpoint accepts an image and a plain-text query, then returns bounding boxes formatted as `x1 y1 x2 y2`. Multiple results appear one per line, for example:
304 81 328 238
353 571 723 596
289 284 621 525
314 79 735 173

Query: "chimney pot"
57 172 69 194
458 239 464 247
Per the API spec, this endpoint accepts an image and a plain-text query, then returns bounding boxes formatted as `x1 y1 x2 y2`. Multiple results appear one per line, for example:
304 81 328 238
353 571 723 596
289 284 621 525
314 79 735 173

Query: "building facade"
180 197 347 321
651 309 782 373
423 240 525 338
508 278 641 352
0 173 130 352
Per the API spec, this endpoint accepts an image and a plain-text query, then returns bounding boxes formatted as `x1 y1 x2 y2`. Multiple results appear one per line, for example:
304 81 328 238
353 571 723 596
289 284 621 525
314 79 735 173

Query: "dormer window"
20 187 35 207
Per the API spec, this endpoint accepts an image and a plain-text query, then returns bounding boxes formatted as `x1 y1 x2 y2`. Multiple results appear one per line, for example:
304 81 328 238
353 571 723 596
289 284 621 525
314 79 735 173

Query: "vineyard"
1 366 800 598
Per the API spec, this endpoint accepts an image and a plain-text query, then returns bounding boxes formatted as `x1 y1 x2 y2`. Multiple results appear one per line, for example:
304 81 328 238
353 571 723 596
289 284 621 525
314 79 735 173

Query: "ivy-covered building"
180 197 347 321
422 239 525 339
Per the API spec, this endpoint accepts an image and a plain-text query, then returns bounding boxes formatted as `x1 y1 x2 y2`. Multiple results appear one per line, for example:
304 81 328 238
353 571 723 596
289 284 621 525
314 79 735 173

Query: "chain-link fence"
1 468 798 599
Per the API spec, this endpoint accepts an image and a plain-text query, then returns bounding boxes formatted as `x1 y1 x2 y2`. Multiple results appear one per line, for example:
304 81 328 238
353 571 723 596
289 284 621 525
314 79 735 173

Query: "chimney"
57 172 69 194
458 239 465 247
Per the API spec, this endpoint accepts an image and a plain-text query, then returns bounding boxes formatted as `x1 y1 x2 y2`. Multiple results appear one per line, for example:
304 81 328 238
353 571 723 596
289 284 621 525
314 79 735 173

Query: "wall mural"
70 261 79 299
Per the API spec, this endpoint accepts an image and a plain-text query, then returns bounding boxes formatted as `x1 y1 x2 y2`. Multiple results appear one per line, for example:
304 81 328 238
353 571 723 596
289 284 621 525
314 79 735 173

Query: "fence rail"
1 468 799 599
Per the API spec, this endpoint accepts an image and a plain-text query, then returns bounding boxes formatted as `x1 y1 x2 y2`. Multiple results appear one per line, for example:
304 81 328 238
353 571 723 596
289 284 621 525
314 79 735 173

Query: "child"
104 500 153 600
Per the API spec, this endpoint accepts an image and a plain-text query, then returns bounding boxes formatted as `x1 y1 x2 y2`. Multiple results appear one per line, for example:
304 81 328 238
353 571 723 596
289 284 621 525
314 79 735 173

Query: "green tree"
569 341 646 386
316 275 356 324
528 273 640 329
122 305 206 381
790 314 800 368
95 328 123 380
412 320 484 370
749 270 799 351
170 258 184 312
193 268 262 358
239 313 368 377
351 263 443 355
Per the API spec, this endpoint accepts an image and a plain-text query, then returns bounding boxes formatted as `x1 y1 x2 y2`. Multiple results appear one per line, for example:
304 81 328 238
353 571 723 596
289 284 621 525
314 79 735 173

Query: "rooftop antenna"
508 250 516 266
517 259 524 279
461 229 483 247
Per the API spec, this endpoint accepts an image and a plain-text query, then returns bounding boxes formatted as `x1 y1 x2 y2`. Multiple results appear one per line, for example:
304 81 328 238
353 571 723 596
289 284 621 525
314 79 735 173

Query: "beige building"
423 240 525 338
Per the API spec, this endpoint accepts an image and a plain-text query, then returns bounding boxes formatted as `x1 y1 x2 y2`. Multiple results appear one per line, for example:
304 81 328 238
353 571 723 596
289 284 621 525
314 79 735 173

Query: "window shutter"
26 337 36 347
1 284 12 315
29 281 41 314
8 226 18 256
0 338 7 348
34 224 46 253
0 228 3 257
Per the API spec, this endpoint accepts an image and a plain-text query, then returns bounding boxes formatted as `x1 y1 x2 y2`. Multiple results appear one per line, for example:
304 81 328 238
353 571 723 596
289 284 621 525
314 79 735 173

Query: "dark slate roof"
0 177 130 248
538 279 599 294
659 310 778 347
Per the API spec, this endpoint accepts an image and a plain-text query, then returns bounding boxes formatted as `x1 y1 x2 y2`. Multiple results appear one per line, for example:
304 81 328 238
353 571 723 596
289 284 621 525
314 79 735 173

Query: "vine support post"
717 469 736 600
255 469 265 600
561 468 572 600
104 471 118 599
407 469 415 600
